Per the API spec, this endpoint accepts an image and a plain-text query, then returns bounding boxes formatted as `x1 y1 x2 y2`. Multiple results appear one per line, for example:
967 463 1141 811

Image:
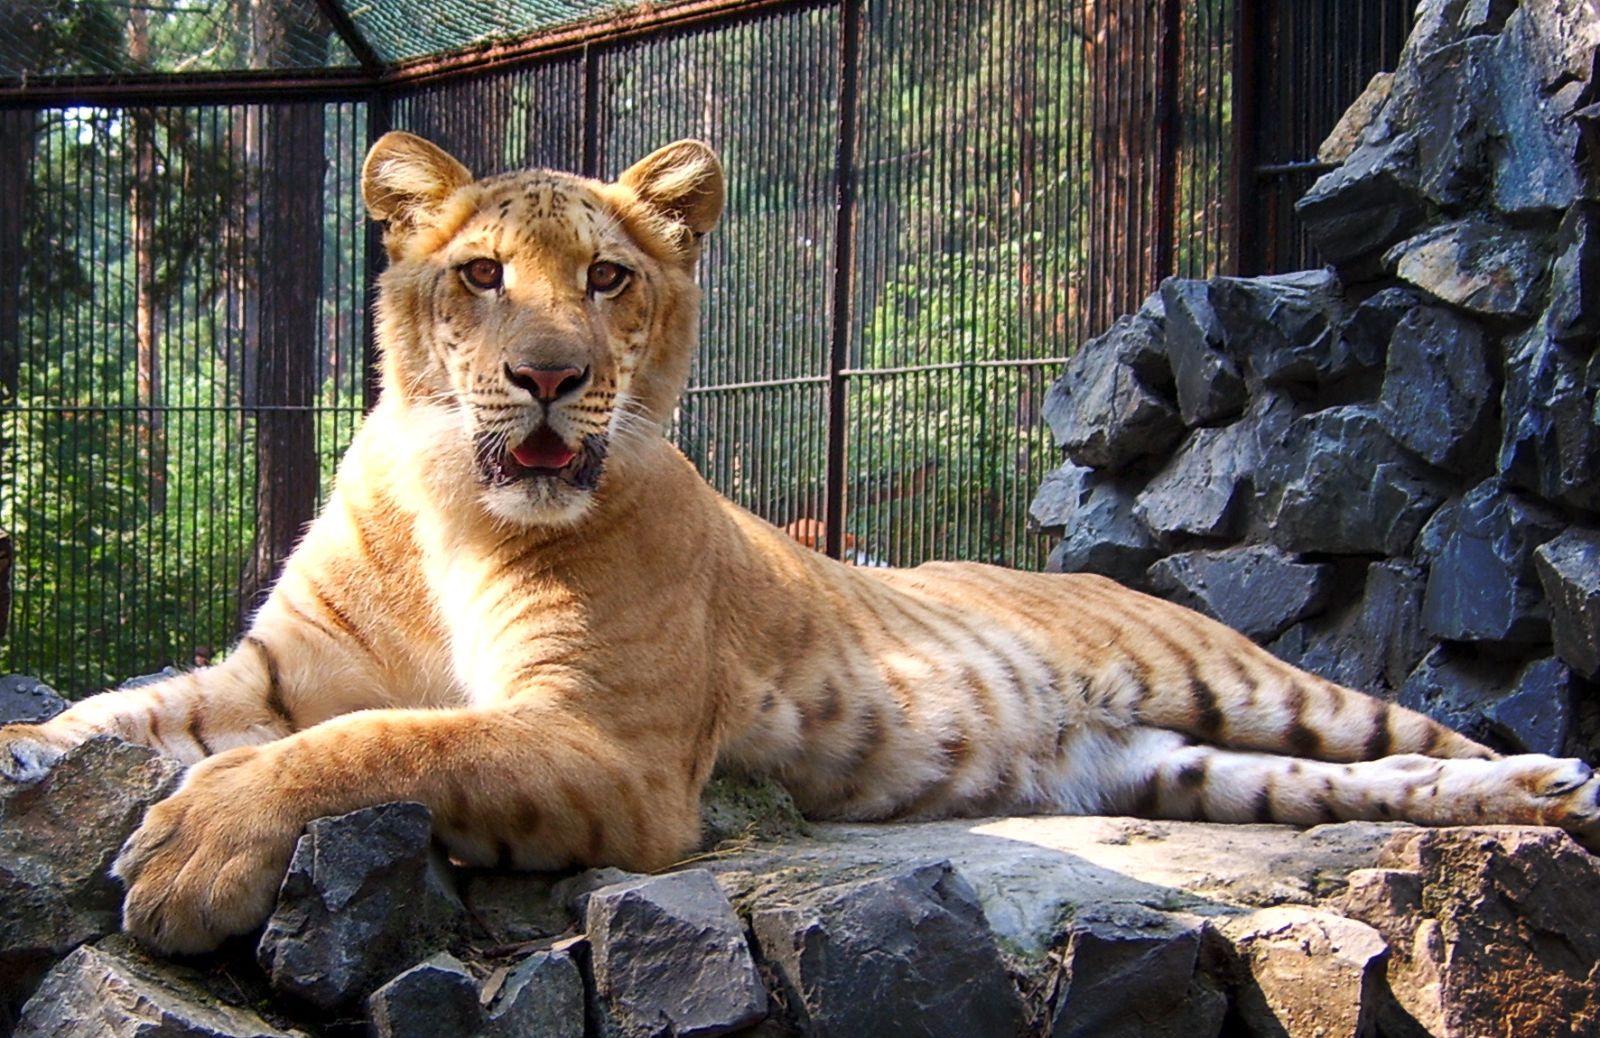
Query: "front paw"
112 746 301 954
0 723 74 783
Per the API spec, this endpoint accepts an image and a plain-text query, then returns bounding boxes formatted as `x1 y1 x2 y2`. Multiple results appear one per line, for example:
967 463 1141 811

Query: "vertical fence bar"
823 0 861 561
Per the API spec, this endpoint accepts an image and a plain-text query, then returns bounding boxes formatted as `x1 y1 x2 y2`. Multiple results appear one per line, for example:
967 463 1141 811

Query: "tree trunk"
238 0 329 618
128 10 166 511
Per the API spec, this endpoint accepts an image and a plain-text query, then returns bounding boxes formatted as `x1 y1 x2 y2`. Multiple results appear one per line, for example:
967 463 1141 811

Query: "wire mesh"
0 0 1415 692
0 101 369 694
1244 0 1414 272
0 0 358 78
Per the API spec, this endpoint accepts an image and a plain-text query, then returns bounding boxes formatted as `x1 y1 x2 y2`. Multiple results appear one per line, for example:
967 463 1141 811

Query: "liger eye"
460 258 503 291
587 261 630 295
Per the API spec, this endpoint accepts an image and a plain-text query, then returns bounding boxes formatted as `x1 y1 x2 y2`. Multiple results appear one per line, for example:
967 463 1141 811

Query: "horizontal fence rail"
0 0 1411 693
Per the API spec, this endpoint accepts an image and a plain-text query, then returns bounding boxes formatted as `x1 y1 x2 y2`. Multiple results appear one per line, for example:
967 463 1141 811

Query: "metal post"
824 0 861 561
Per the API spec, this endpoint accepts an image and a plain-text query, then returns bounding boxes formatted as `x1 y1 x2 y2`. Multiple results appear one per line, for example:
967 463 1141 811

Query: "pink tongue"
511 429 576 470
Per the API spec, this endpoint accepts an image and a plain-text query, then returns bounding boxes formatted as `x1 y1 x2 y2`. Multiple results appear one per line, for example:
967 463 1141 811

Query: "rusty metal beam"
379 0 827 88
0 69 375 108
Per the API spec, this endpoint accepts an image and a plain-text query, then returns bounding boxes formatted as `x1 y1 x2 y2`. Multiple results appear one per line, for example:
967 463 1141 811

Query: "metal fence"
0 0 1412 694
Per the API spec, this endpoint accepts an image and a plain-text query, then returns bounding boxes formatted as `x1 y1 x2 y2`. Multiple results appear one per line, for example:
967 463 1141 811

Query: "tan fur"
3 135 1597 955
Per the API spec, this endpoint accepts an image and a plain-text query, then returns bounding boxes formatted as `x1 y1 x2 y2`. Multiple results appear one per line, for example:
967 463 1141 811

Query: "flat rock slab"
17 939 304 1038
707 815 1415 958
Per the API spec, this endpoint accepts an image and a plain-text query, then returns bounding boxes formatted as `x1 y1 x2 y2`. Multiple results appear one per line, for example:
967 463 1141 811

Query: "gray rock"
1420 480 1565 643
1384 219 1549 319
256 802 465 1011
1535 528 1600 679
1030 463 1094 533
1160 279 1249 426
1211 270 1347 387
1050 907 1225 1038
1336 827 1600 1037
1269 560 1431 696
1256 405 1446 556
1546 203 1600 344
1334 287 1421 375
1319 72 1394 165
1397 645 1513 746
1148 546 1332 644
1043 311 1184 471
1410 36 1496 208
585 869 766 1038
1296 131 1428 267
750 861 1027 1038
367 953 482 1038
1486 657 1575 756
1489 0 1600 214
1042 471 1161 589
16 940 303 1038
551 866 644 926
1223 907 1389 1038
1499 326 1600 513
0 738 182 1006
0 675 66 725
1378 305 1495 473
117 667 183 690
486 949 585 1038
1136 393 1297 541
460 872 569 946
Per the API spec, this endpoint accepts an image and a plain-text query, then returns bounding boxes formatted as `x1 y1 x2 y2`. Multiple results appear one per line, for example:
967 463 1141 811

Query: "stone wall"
7 732 1600 1038
1030 0 1600 760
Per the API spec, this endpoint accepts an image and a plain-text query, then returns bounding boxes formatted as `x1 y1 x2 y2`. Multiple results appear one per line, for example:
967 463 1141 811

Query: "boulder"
1397 645 1512 746
1420 479 1565 644
1498 326 1600 514
1333 286 1420 377
1256 405 1445 556
1050 907 1226 1038
749 861 1027 1038
1485 657 1575 757
1336 828 1600 1038
459 872 569 946
0 675 66 725
1160 280 1249 426
1296 132 1428 267
366 953 482 1038
1041 470 1161 589
1489 0 1600 214
1222 907 1389 1038
1147 546 1332 644
1384 219 1549 319
1377 305 1495 473
1210 270 1347 387
0 738 182 1010
1043 310 1183 471
585 869 767 1038
1269 560 1431 696
1546 203 1600 344
1135 394 1297 542
16 938 303 1038
1409 36 1496 209
485 949 585 1038
1534 528 1600 679
256 802 465 1011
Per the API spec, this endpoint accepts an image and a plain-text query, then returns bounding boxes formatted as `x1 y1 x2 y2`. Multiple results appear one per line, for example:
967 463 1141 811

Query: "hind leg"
1081 726 1600 847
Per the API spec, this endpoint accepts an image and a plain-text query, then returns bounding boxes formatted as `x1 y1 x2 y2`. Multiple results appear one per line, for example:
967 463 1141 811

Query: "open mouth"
477 427 607 491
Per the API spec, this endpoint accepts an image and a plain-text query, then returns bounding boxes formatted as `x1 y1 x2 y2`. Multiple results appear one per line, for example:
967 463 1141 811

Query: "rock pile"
1032 0 1600 759
6 729 1600 1038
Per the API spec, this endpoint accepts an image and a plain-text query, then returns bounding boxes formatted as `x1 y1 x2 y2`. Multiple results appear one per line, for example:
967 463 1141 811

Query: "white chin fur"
482 482 595 527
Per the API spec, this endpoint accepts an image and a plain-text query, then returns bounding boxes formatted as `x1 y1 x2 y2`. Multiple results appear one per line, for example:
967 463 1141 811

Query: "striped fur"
2 133 1596 955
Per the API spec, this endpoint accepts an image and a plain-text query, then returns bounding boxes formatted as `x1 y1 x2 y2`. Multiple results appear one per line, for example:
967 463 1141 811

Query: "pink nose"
506 364 588 402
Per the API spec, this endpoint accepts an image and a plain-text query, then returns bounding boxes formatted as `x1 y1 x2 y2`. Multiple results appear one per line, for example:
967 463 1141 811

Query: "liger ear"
619 140 726 238
361 131 474 242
